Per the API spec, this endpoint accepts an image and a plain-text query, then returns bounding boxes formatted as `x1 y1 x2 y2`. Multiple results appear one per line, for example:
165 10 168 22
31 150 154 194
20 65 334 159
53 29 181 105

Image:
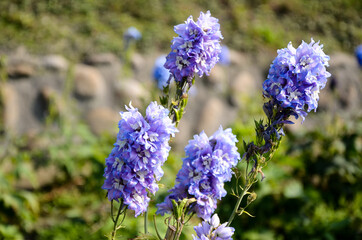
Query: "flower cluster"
164 11 223 83
102 102 178 216
153 55 170 89
157 127 240 220
263 39 330 120
193 214 235 240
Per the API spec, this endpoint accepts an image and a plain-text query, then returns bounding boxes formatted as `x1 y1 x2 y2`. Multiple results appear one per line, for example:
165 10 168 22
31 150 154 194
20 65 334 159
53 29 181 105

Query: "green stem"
174 221 184 240
227 184 251 227
111 201 124 240
164 225 176 240
144 209 148 234
153 215 163 240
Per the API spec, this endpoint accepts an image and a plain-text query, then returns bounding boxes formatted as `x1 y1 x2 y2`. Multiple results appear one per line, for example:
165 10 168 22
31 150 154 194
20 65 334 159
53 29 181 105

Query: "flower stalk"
110 200 126 240
227 184 251 227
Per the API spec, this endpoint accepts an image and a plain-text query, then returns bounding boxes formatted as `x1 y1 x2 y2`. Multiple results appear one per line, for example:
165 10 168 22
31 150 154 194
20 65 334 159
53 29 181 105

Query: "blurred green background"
0 0 361 239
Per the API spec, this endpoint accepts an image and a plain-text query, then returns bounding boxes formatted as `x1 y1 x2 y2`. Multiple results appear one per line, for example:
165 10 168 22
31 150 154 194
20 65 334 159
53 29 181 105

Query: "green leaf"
171 199 179 219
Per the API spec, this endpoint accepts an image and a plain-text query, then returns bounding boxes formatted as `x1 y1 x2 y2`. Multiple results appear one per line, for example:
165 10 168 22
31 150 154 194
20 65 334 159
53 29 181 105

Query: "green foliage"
0 0 360 58
220 116 362 240
0 96 361 240
0 1 361 239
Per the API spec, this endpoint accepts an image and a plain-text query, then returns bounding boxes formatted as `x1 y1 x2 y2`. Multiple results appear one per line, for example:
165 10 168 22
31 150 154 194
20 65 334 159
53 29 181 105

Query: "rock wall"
1 48 361 150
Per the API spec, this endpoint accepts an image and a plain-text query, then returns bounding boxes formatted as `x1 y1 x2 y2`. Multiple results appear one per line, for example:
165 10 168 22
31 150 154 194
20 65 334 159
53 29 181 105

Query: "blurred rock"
207 64 226 85
197 97 237 136
319 52 362 116
131 53 146 73
74 64 106 99
86 107 119 136
1 83 19 134
233 71 257 93
230 71 259 104
7 57 38 78
15 164 59 189
205 64 228 94
84 53 119 66
1 48 360 153
83 53 122 97
42 55 68 72
229 49 248 66
173 111 194 151
39 87 65 117
115 78 150 108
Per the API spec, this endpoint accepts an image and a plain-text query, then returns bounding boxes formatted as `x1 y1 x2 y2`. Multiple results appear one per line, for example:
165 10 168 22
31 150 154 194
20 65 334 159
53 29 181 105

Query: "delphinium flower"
124 27 142 41
153 55 170 89
262 38 331 121
226 39 331 227
160 11 223 126
123 27 142 52
193 214 234 240
218 45 230 66
102 102 178 216
157 127 240 220
164 11 223 84
355 44 362 67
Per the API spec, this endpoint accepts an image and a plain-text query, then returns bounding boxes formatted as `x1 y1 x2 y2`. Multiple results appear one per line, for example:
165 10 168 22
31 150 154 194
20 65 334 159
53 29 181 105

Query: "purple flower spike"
165 11 223 83
102 102 178 217
156 127 240 220
193 214 235 240
263 39 330 120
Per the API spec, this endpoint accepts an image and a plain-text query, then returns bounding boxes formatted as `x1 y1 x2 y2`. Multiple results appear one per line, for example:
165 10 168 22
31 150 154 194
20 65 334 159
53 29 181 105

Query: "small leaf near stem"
168 77 193 126
228 103 285 226
164 198 196 240
227 184 251 227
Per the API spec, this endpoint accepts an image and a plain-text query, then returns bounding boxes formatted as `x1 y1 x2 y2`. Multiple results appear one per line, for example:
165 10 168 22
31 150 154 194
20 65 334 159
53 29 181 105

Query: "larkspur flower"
193 214 235 240
124 27 142 41
218 45 230 66
355 45 362 67
164 11 223 83
153 55 170 89
102 102 177 216
263 39 330 120
156 127 240 220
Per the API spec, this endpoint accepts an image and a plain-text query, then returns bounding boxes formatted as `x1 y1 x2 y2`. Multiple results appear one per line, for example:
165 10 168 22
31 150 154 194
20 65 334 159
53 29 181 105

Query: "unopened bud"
182 93 188 99
247 192 257 205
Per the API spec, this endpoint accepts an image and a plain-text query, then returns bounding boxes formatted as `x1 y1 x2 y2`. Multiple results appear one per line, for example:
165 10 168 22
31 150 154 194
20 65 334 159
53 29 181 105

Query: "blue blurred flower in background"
124 26 142 41
153 55 170 89
355 45 362 67
218 45 230 66
123 27 142 51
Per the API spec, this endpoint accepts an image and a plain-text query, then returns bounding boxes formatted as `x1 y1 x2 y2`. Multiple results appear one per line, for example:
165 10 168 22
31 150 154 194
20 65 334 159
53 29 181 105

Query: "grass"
0 0 361 59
